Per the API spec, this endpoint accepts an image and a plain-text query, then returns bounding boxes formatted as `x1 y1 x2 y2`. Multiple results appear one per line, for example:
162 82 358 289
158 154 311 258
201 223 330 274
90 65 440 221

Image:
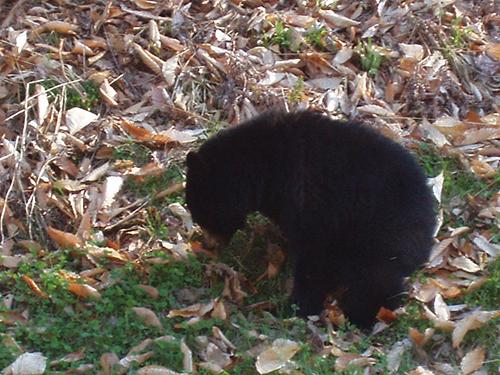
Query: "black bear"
185 110 435 327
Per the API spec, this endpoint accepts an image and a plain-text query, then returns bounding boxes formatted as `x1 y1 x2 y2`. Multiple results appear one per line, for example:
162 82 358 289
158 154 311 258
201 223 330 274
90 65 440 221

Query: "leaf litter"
0 0 499 373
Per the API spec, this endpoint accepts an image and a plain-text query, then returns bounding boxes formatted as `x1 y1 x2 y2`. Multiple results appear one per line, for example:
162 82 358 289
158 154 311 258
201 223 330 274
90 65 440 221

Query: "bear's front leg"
291 262 327 317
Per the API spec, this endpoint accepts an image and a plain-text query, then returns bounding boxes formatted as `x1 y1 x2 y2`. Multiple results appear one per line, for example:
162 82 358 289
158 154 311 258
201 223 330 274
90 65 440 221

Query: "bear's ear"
186 151 208 172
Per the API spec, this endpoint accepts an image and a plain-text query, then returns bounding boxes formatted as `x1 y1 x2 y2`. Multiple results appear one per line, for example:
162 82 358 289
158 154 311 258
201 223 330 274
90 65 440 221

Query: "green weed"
305 26 328 50
263 20 297 52
145 207 169 240
289 77 305 103
356 38 384 76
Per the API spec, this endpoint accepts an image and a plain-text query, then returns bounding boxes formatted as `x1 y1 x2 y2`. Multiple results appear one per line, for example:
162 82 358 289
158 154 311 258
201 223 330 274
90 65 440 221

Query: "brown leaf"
131 307 163 329
100 352 120 375
167 301 214 319
137 285 159 299
47 226 83 249
452 310 500 347
334 354 376 372
485 42 500 60
460 347 485 375
376 306 398 324
68 282 101 299
21 275 48 299
255 339 300 374
32 21 78 36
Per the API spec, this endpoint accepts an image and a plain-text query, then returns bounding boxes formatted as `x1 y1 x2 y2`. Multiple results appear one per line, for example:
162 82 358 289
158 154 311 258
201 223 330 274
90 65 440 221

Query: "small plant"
449 17 472 49
305 26 328 50
38 79 100 111
357 38 384 76
263 20 297 52
289 77 305 103
66 80 100 110
145 207 169 240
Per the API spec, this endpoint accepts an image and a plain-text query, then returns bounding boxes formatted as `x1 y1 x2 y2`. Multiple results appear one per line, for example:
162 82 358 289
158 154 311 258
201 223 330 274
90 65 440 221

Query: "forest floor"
0 0 499 374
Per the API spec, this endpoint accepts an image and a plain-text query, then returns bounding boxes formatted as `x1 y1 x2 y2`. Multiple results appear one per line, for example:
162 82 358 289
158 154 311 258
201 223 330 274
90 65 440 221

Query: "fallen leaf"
319 10 360 27
131 307 163 329
334 354 376 372
433 294 450 321
21 275 48 299
449 256 481 273
180 339 193 373
65 108 98 134
136 366 184 375
5 352 47 375
255 339 300 374
167 301 214 318
47 226 83 248
407 366 435 375
376 306 398 324
460 347 485 375
452 310 500 347
68 282 101 299
137 285 159 299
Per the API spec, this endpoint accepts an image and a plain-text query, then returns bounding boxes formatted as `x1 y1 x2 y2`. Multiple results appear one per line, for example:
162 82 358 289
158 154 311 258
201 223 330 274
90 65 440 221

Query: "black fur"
186 111 435 327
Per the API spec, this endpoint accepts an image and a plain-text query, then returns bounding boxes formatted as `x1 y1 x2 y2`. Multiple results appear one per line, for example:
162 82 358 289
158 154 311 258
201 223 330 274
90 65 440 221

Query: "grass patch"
125 164 184 204
0 251 211 370
416 143 500 202
37 78 100 111
112 142 152 166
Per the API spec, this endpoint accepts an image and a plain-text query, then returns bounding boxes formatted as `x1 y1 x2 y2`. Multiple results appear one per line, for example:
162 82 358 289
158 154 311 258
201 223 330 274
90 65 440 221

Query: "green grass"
0 252 210 370
305 26 328 50
416 143 500 203
37 78 100 111
113 142 152 166
125 164 184 204
356 38 384 76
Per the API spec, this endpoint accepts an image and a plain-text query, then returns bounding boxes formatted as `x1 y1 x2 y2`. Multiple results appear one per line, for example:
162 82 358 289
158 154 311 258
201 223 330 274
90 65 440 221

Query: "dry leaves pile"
0 0 499 374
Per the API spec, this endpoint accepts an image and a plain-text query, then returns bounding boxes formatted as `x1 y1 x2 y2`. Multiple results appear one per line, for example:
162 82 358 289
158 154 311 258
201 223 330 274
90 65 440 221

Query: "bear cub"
186 110 435 327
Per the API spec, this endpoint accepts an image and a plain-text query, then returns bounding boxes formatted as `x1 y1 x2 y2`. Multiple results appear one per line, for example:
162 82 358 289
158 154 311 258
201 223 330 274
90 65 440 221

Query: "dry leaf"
68 282 101 299
100 353 120 375
319 10 360 27
4 352 47 375
180 340 193 373
131 307 163 329
376 306 398 324
386 341 410 373
65 108 98 135
47 226 83 248
452 310 500 347
136 366 184 374
460 347 485 375
433 294 450 321
335 354 376 372
449 256 481 273
255 339 300 374
167 301 214 318
137 285 159 299
407 367 435 375
21 275 49 299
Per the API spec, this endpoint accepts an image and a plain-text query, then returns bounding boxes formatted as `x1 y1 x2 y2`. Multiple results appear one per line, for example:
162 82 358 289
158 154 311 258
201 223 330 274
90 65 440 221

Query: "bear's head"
186 150 246 246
